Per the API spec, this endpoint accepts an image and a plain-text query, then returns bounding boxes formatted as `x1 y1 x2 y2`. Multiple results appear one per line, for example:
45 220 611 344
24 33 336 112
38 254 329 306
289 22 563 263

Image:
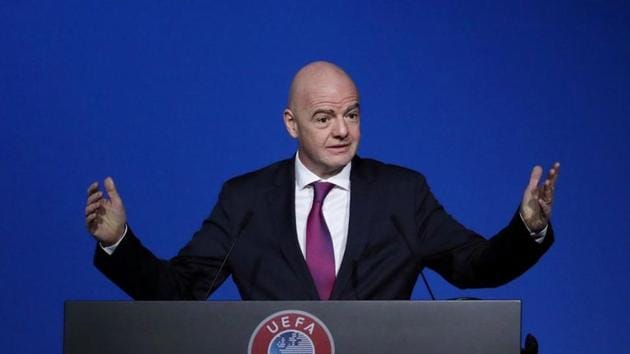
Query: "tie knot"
312 181 335 203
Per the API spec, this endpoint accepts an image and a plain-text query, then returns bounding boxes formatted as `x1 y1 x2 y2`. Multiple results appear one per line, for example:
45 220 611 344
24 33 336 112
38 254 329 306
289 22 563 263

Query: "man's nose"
332 117 349 139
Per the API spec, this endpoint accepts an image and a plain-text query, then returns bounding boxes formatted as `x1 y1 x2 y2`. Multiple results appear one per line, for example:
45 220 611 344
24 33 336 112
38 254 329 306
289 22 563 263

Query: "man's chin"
326 152 355 170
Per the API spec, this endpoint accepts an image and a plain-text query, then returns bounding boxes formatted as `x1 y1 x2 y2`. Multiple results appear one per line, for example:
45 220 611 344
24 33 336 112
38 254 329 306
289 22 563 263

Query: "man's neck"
295 152 351 190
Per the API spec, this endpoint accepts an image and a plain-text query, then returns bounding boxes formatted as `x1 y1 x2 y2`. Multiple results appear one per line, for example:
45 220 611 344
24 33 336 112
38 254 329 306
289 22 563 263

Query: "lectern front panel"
64 300 521 354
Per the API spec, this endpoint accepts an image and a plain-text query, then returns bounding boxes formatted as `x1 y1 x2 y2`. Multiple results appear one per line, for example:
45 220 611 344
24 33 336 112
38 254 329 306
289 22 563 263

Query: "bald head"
287 61 359 112
283 61 361 178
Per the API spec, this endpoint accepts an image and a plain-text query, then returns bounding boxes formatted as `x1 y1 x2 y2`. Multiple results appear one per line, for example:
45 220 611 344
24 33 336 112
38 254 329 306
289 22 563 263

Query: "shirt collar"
295 151 351 191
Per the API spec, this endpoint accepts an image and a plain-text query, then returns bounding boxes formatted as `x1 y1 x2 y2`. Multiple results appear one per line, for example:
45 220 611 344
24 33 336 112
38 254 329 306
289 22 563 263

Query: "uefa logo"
248 310 335 354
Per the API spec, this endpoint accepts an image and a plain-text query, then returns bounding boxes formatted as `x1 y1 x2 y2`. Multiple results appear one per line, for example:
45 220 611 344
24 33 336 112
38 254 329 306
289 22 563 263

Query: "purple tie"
306 181 336 300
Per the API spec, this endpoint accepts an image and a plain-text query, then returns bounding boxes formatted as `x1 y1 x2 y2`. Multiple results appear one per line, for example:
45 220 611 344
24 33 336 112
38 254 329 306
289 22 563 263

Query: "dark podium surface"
64 300 521 354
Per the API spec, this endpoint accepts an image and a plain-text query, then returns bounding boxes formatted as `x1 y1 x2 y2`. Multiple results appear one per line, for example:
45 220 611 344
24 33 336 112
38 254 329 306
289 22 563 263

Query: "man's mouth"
327 143 351 153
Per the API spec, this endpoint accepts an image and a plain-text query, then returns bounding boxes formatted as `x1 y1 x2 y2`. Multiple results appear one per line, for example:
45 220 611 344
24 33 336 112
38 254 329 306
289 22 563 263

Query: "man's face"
284 74 360 178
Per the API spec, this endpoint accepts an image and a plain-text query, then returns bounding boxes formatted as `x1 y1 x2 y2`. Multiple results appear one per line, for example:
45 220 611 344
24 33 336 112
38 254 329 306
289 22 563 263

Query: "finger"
85 212 98 227
541 162 560 201
542 180 553 203
89 219 102 234
538 198 552 218
87 181 99 196
104 177 121 202
85 201 102 216
527 166 543 192
546 162 561 187
95 199 107 215
86 212 97 222
86 191 103 205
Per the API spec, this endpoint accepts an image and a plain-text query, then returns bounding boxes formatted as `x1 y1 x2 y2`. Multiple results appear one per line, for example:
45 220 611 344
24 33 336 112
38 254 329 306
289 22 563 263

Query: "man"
85 61 559 300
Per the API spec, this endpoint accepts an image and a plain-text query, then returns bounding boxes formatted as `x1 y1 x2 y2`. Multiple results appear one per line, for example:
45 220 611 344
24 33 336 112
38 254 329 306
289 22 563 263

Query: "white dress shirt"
294 152 351 275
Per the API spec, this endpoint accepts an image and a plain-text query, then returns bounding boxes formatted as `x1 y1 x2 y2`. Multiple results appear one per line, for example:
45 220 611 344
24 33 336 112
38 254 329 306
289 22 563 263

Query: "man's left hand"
520 162 561 233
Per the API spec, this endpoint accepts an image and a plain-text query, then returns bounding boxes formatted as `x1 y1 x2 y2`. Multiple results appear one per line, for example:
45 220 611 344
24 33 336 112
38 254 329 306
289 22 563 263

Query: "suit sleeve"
414 175 553 288
93 184 236 300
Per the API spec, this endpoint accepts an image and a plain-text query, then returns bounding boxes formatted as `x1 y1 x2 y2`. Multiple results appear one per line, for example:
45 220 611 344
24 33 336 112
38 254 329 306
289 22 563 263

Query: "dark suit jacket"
95 156 553 300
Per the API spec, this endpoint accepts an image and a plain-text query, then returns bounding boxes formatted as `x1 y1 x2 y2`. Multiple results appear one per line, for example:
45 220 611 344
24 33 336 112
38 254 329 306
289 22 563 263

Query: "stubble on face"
285 62 361 178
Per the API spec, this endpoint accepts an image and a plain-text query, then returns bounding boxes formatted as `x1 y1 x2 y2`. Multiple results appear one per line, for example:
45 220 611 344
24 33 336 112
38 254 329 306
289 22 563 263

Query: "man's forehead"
304 94 360 113
296 76 359 110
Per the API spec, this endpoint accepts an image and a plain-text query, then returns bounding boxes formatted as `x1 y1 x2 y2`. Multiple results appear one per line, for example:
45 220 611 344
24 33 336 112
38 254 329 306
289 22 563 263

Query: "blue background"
1 1 628 353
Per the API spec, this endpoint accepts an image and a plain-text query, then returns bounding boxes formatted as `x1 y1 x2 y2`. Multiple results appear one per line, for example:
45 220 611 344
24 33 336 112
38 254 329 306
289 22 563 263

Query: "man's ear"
283 108 299 138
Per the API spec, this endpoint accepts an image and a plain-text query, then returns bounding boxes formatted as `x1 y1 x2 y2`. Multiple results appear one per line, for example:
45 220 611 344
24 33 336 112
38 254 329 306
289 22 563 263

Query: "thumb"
526 166 543 192
104 177 122 203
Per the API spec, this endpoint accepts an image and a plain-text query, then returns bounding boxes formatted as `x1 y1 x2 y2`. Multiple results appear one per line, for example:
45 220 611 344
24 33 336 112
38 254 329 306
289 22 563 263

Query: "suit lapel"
330 156 377 299
266 158 320 300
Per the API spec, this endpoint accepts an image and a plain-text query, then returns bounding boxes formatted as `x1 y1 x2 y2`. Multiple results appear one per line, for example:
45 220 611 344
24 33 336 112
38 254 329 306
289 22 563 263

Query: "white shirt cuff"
99 224 128 255
519 213 547 244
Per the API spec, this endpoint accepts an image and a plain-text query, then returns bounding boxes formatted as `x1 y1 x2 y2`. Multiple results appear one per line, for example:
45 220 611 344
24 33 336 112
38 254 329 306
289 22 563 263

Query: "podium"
64 300 521 354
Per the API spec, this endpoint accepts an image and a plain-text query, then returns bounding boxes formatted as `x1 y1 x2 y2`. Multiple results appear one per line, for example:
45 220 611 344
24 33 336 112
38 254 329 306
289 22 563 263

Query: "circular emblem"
248 310 335 354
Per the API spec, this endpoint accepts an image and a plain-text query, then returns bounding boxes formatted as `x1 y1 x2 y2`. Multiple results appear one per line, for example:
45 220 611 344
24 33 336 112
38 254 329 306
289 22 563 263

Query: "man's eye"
347 112 359 120
316 116 329 123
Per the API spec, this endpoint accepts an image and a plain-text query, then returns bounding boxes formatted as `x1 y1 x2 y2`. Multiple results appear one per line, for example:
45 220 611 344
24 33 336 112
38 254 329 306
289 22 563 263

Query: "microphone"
205 211 253 300
521 333 539 354
390 214 436 300
351 260 360 299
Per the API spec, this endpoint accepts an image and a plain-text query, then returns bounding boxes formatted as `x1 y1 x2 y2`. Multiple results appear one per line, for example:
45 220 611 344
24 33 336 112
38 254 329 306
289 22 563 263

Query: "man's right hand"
85 177 127 246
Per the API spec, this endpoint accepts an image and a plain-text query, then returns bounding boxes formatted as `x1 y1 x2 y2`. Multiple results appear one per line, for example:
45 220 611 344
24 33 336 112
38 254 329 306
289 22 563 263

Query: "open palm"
520 162 560 233
85 177 127 246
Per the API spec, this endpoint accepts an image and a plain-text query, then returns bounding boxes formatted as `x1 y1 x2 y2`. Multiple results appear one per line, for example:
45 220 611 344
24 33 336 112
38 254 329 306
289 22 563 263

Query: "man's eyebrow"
311 103 360 117
311 108 336 116
344 103 360 115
